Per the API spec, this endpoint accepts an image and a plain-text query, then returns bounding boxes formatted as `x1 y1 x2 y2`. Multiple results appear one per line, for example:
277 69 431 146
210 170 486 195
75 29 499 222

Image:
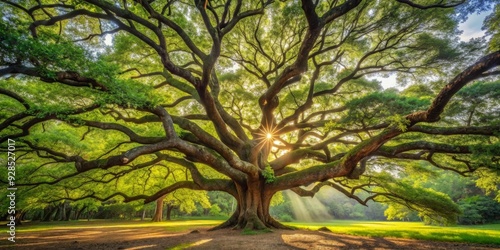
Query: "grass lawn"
285 220 500 245
15 218 224 233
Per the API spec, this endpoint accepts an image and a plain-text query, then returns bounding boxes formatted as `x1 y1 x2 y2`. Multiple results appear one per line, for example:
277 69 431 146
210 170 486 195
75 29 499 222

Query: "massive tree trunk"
212 178 289 230
152 195 165 222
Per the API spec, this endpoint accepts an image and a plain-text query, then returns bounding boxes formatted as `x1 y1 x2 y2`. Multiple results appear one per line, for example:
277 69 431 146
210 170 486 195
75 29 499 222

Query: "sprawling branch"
291 180 375 205
75 140 175 173
0 65 108 90
378 141 471 156
408 124 500 136
80 120 164 144
269 50 500 191
259 0 362 122
408 51 500 124
0 104 101 144
172 116 253 174
52 181 198 204
0 88 30 109
396 0 465 9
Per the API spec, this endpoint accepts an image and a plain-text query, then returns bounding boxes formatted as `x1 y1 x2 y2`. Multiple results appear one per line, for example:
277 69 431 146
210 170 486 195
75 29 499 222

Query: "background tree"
1 0 499 230
152 189 211 221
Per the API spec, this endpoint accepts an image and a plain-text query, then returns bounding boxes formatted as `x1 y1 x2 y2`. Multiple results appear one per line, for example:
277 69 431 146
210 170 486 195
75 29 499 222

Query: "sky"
458 11 490 41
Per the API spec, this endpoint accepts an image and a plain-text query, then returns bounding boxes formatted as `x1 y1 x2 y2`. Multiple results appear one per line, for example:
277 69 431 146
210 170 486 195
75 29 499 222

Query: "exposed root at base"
209 214 295 231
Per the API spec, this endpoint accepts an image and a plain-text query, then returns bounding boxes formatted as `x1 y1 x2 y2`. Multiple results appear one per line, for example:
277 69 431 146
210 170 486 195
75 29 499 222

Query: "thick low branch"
154 153 238 198
0 104 100 143
175 139 251 182
270 149 329 171
0 88 30 109
378 141 471 156
408 125 500 136
76 140 175 172
81 120 164 144
52 181 197 204
0 65 108 90
396 0 464 9
172 116 254 177
291 181 372 205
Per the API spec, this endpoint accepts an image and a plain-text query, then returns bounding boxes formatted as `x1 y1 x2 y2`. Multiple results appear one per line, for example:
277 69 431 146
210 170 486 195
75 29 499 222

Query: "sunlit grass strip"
16 219 224 233
167 239 213 250
284 220 500 245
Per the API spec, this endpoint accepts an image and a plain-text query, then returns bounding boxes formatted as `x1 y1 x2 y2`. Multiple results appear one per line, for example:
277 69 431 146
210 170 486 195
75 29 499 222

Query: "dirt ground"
1 226 499 250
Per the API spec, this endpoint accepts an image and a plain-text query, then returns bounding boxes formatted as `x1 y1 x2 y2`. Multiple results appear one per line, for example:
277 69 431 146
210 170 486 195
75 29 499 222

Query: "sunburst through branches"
255 124 281 152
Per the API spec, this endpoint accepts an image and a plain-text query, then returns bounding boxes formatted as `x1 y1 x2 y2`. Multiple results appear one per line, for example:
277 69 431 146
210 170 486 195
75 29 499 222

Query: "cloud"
458 11 491 41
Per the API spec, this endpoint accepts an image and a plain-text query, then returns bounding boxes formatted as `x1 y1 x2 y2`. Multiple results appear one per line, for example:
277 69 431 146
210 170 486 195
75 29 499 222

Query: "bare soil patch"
1 226 499 250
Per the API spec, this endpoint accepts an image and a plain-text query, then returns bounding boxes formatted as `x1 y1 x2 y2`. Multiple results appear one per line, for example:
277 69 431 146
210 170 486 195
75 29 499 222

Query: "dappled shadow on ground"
1 226 498 250
281 231 499 249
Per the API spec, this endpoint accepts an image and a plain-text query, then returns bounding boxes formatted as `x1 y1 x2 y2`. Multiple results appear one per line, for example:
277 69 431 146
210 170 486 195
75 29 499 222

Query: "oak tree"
1 0 499 229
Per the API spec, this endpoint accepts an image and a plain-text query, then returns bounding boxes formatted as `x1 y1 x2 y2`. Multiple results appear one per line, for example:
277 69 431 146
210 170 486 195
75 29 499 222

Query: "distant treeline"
3 175 500 225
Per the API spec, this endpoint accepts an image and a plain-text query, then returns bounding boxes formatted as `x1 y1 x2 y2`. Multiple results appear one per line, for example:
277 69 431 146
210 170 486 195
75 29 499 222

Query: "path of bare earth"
1 226 499 250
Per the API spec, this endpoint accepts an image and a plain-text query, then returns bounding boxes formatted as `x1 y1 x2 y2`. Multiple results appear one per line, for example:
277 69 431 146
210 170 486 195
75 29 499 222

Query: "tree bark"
53 205 62 221
141 208 146 221
14 211 24 225
166 204 174 221
87 211 94 221
152 195 165 222
61 202 71 221
42 206 57 221
66 203 73 221
75 206 86 220
211 179 291 230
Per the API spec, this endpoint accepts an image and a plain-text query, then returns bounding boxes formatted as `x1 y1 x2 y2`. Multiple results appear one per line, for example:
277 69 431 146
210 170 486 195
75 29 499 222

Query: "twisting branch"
378 141 471 156
0 0 35 21
290 180 377 206
162 96 193 108
396 0 465 9
408 51 500 124
270 50 500 192
0 65 109 90
0 104 101 144
0 88 30 109
408 124 500 136
78 120 164 144
259 0 362 124
426 152 473 176
73 28 120 42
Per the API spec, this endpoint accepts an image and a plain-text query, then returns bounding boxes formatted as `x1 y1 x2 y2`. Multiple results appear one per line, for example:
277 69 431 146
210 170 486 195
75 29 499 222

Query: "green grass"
167 239 214 250
15 218 224 233
285 220 500 245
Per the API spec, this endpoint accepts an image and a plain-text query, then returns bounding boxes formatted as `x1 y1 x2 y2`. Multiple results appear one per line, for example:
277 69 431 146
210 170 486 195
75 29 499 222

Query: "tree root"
210 212 295 231
208 211 239 231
